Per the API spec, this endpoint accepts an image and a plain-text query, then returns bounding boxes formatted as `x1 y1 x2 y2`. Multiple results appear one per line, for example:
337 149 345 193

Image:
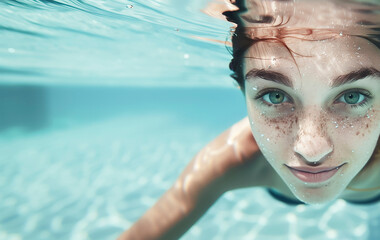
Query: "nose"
293 113 333 165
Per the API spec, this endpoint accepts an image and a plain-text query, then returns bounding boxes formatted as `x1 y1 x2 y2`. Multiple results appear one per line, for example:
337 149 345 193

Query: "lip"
286 163 346 183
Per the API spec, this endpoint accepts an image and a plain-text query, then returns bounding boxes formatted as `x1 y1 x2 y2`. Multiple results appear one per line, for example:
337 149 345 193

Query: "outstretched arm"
118 117 265 240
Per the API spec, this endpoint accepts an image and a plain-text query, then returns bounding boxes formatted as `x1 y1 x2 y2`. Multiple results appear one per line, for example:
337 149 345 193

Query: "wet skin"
243 36 380 204
119 1 380 239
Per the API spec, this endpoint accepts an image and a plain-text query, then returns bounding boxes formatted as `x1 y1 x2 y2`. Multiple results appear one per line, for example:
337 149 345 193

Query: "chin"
296 194 337 205
290 185 342 205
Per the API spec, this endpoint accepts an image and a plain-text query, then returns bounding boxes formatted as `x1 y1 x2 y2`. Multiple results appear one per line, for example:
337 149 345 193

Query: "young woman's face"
244 37 380 204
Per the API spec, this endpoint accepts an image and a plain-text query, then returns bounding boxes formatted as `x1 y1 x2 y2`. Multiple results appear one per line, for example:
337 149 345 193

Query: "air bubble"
252 86 258 90
291 107 295 111
266 138 270 142
184 54 189 59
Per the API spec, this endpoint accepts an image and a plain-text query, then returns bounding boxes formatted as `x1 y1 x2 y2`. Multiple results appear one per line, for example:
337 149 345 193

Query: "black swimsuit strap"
267 188 380 205
346 193 380 205
267 188 305 205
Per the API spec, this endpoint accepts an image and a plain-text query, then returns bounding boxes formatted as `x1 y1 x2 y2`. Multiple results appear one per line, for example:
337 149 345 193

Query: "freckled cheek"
329 108 380 157
332 108 380 140
248 107 298 156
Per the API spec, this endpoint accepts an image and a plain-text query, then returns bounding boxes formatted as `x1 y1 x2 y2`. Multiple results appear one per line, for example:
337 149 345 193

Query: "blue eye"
262 90 289 104
341 92 364 104
337 90 372 108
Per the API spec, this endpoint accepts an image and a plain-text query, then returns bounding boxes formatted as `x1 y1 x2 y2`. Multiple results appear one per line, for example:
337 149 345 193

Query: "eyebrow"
245 68 294 88
245 67 380 88
331 67 380 88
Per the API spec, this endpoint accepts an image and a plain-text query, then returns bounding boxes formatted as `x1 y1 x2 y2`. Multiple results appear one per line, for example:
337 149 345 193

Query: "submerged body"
119 0 380 239
118 116 379 239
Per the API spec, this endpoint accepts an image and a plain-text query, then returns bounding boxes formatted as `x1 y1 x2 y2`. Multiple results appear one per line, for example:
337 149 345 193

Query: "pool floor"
1 87 380 240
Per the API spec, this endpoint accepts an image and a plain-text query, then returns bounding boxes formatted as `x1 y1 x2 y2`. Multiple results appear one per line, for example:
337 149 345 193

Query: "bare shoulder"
196 117 285 194
220 150 280 191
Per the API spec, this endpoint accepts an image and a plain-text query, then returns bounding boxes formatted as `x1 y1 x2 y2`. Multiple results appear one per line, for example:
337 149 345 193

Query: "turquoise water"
1 0 232 87
1 1 380 240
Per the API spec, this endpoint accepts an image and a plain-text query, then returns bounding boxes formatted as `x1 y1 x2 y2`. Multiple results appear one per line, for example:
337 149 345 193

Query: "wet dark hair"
223 0 380 89
222 0 254 88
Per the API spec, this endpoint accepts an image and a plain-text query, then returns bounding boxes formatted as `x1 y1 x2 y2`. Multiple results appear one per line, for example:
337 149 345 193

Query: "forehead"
244 37 380 84
242 0 363 28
